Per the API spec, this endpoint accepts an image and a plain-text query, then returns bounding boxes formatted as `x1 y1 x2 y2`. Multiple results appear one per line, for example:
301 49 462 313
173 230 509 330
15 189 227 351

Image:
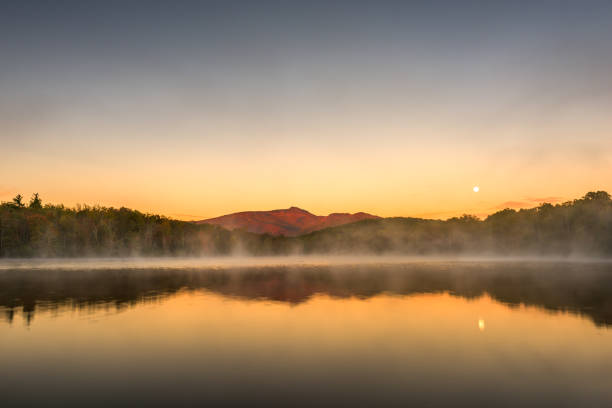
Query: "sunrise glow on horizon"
2 1 611 221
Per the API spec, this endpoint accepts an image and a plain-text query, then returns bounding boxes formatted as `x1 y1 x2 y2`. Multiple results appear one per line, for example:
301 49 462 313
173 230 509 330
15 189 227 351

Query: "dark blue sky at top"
1 1 612 218
2 1 612 134
3 1 611 76
3 0 612 159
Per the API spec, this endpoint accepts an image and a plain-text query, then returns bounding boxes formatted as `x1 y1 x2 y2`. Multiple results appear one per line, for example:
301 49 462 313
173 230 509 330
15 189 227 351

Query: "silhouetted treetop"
11 194 24 208
29 193 42 209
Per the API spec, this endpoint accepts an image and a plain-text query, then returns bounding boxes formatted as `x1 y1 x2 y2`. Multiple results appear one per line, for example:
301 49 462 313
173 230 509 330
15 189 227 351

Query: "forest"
1 191 611 257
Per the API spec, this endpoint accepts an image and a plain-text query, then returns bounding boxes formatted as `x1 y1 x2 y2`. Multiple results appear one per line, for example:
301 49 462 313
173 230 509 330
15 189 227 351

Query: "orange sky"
2 2 612 220
1 123 610 220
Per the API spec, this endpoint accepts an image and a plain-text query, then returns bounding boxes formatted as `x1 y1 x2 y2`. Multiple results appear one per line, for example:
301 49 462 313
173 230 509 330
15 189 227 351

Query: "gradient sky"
2 0 612 220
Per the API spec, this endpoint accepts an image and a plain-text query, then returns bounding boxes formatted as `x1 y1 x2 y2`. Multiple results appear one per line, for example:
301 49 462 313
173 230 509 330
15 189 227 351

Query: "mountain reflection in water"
1 261 612 326
2 260 612 407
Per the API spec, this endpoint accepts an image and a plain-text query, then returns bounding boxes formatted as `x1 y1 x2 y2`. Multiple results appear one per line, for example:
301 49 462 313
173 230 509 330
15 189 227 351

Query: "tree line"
1 191 611 257
0 194 235 257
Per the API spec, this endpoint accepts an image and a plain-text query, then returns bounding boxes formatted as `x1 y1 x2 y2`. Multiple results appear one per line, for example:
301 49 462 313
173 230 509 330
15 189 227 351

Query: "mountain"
196 206 380 236
2 191 611 257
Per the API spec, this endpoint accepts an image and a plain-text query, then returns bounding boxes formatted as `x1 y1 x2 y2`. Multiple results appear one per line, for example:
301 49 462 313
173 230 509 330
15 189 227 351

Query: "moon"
473 186 480 192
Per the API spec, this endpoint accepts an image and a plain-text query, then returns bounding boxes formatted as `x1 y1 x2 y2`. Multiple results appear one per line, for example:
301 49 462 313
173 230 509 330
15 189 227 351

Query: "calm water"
1 259 612 407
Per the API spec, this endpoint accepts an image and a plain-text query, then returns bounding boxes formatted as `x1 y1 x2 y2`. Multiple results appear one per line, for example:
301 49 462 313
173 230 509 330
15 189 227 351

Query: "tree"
12 194 25 208
29 193 42 209
583 191 611 202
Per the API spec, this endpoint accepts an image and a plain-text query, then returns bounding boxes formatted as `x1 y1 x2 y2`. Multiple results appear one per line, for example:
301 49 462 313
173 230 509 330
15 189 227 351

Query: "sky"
1 0 612 220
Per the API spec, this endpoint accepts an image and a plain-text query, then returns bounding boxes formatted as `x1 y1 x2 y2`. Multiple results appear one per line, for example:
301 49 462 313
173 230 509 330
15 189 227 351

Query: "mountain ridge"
195 206 380 236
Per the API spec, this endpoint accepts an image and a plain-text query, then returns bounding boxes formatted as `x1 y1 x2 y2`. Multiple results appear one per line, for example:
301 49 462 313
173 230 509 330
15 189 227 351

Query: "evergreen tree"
29 193 42 209
12 194 25 208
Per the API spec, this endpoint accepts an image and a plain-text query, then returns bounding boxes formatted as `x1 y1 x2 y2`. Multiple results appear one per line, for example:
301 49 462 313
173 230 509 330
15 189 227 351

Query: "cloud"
524 196 563 204
490 196 566 212
420 196 568 219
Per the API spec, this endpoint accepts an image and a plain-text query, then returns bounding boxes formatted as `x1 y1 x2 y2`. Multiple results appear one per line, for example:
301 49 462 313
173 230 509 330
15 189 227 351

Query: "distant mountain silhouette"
196 207 380 236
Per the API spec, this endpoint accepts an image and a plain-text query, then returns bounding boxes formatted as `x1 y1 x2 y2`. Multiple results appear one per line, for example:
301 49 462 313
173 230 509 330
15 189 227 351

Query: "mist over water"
3 257 612 325
2 259 612 407
3 254 612 271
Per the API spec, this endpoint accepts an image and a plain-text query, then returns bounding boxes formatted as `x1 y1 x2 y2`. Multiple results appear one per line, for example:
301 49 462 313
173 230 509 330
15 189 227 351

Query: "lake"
1 258 611 407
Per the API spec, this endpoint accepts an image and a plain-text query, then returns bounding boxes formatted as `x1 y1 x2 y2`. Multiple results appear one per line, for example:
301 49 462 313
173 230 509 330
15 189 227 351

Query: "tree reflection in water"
1 261 611 326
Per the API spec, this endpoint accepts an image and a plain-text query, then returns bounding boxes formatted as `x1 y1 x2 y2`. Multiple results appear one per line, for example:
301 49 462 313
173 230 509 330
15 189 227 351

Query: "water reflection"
2 261 612 407
1 261 611 326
